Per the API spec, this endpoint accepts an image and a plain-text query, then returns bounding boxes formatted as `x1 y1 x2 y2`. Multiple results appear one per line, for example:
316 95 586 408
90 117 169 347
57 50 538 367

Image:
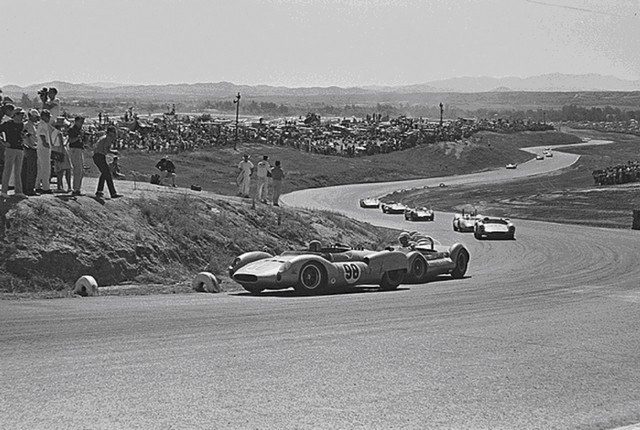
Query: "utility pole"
439 102 444 127
233 92 241 150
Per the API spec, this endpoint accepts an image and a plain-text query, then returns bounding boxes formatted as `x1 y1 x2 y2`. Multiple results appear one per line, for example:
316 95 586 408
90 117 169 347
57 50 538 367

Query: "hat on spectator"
13 107 26 116
29 109 40 117
263 155 268 160
243 154 250 159
40 109 51 117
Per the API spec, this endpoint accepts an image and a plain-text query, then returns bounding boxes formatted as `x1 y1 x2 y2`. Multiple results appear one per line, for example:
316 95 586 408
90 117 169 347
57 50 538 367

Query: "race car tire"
74 275 98 297
474 231 482 240
409 256 427 282
380 269 405 291
453 223 458 232
295 262 327 295
451 250 469 279
192 272 221 293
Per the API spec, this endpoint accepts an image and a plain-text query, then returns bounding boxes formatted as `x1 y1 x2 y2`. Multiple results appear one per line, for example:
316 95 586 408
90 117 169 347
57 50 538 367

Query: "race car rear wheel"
409 256 427 282
295 262 327 295
380 269 405 291
451 250 469 279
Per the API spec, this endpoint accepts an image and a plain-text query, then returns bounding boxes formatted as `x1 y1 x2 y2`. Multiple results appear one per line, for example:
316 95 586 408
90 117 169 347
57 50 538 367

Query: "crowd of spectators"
592 161 640 186
565 119 640 136
109 112 553 158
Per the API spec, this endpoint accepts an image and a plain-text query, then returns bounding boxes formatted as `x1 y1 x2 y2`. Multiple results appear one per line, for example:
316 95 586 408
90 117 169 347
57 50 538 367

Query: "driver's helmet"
398 232 411 246
309 240 322 252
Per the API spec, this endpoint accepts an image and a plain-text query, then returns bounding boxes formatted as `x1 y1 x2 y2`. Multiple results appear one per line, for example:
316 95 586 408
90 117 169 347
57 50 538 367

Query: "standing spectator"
45 87 61 121
236 154 253 198
35 109 54 194
21 109 40 196
92 126 122 199
270 160 285 206
0 108 27 198
155 155 176 187
51 117 71 192
255 155 271 203
0 103 15 179
67 116 85 196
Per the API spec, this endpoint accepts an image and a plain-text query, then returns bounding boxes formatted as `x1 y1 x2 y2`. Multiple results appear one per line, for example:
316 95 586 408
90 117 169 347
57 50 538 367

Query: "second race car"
474 217 516 240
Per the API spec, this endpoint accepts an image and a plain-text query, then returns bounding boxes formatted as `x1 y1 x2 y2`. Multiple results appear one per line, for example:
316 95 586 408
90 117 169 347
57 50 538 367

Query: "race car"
536 154 544 160
506 163 518 169
404 206 435 221
381 201 408 214
543 150 553 158
359 197 380 208
228 243 408 295
389 233 469 283
474 216 516 240
452 210 482 232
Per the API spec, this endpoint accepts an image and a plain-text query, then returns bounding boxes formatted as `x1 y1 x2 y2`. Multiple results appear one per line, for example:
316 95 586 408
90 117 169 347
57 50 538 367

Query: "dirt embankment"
0 178 395 295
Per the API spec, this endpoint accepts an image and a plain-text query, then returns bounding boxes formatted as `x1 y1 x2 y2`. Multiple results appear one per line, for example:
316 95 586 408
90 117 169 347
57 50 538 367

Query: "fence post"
633 210 640 230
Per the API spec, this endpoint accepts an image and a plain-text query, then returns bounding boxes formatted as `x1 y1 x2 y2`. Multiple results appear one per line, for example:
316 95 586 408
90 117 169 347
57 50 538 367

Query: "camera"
37 87 49 100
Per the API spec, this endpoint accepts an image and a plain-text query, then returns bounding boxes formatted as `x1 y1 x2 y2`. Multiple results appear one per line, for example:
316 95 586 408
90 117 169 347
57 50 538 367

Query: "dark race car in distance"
452 210 482 232
474 216 516 240
381 201 408 214
404 207 435 221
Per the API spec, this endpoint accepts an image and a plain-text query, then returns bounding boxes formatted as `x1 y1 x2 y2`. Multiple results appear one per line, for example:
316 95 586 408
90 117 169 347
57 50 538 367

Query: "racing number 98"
343 263 360 283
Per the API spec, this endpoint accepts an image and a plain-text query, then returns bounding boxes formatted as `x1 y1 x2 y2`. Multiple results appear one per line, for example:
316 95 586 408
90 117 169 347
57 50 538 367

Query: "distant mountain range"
2 74 639 100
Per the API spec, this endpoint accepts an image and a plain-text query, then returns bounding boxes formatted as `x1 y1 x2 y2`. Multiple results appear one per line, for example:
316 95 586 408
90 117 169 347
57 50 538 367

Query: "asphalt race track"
2 142 640 429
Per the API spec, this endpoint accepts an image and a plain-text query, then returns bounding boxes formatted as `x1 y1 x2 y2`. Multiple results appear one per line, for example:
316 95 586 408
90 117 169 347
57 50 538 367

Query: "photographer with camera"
38 87 61 121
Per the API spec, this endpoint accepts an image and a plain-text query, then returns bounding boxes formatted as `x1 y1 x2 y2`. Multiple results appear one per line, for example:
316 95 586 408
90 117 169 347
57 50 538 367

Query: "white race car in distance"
359 197 380 208
452 210 482 232
506 163 518 169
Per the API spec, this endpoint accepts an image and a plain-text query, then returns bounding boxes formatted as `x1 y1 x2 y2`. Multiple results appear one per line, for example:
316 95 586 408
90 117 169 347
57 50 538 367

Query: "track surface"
2 142 640 429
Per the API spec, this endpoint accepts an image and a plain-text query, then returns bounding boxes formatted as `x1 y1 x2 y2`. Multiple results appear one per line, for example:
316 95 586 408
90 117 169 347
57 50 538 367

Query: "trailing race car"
506 163 518 169
543 150 553 157
390 232 469 283
381 201 407 214
404 206 435 221
228 243 408 295
474 217 516 240
452 209 482 232
359 197 380 208
536 154 544 160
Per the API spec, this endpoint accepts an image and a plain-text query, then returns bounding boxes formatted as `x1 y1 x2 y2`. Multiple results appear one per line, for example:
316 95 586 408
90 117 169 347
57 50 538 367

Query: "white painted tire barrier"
74 275 98 297
192 272 221 293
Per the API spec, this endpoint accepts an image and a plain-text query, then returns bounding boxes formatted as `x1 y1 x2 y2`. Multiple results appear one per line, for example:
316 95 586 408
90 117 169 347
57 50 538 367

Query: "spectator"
0 108 27 198
35 109 53 194
52 117 71 192
110 156 125 179
255 154 271 203
270 160 285 206
21 109 40 196
0 103 15 179
236 154 253 198
45 87 61 121
155 155 176 187
67 116 85 196
92 126 122 199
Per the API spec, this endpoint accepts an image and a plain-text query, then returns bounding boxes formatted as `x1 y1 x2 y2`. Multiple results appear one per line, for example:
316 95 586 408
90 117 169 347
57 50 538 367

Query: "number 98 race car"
228 243 408 295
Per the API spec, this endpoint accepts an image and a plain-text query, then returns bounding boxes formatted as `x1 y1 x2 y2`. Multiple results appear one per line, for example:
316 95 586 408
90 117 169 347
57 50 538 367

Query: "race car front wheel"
295 262 327 295
451 250 469 279
380 269 405 291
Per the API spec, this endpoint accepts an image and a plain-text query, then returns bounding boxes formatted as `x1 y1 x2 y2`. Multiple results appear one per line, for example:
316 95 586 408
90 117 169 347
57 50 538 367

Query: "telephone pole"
233 92 241 150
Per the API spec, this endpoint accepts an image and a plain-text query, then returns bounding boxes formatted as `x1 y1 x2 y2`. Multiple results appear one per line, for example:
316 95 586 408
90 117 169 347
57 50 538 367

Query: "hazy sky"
2 0 639 87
